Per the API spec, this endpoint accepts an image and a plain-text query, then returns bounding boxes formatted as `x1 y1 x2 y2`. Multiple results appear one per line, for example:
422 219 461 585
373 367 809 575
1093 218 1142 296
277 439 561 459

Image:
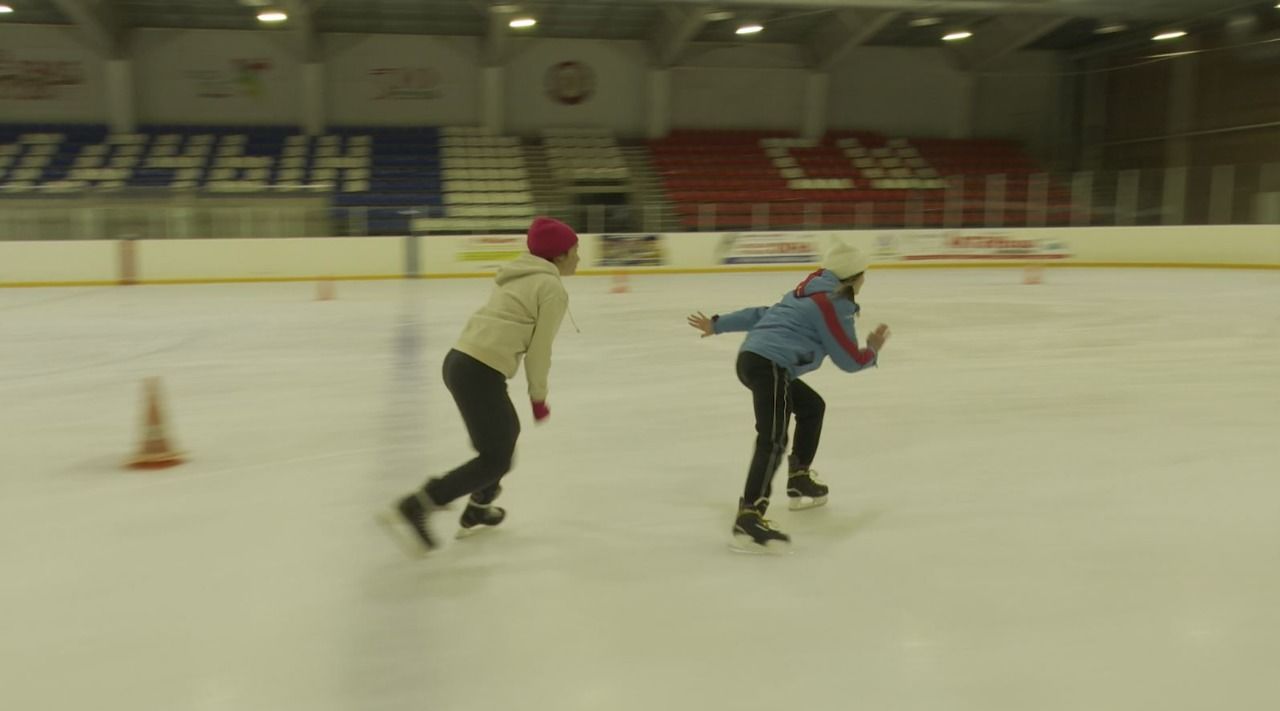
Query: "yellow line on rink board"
3 263 1277 288
0 280 119 288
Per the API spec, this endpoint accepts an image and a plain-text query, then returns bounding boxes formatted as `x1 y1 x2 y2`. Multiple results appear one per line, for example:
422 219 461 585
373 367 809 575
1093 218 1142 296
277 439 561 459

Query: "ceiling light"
1153 30 1187 41
509 16 537 28
909 17 942 27
1094 22 1128 35
735 22 764 35
490 3 521 13
256 10 288 23
704 10 734 22
0 4 14 13
942 31 973 41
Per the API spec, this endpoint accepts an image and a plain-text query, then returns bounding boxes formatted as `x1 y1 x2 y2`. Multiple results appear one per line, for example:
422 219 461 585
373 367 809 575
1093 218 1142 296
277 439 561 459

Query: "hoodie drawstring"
566 305 581 334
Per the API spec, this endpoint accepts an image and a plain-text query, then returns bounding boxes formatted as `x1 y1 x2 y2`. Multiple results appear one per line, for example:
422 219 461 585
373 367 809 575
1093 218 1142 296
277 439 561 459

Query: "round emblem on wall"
544 61 595 105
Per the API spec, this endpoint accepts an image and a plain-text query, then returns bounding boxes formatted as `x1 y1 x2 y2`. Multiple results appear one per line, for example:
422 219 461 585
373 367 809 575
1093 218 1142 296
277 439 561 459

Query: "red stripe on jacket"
793 270 826 298
811 292 876 365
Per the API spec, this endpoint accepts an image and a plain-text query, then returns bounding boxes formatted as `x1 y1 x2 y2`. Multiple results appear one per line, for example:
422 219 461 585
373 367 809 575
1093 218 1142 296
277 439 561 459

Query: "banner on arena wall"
454 235 524 270
368 66 442 100
873 230 1072 263
184 59 272 99
716 232 821 265
0 51 85 101
597 234 666 267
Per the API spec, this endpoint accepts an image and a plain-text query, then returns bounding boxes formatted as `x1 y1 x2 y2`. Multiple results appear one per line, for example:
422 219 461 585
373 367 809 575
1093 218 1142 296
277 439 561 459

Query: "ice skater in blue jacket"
687 243 891 551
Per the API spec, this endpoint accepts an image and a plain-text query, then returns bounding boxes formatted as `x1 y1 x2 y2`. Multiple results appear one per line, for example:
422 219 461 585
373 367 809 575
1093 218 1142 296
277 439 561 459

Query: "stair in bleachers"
541 128 629 184
411 126 534 234
522 140 573 226
619 143 679 232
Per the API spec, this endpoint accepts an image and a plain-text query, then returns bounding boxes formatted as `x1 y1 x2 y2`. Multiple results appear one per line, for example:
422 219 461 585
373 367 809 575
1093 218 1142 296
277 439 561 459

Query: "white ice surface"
3 268 1279 711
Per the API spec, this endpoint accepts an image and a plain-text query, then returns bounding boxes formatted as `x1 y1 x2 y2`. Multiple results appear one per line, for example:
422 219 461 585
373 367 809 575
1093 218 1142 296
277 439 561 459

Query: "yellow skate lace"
742 510 780 532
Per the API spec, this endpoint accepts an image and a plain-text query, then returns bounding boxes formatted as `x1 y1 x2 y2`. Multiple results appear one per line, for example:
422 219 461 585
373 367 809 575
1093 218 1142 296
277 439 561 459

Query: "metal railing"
1 164 1275 241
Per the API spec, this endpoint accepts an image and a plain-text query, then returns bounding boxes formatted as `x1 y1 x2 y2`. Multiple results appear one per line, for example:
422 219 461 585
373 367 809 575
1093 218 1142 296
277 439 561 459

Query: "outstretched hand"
686 311 715 338
867 324 891 352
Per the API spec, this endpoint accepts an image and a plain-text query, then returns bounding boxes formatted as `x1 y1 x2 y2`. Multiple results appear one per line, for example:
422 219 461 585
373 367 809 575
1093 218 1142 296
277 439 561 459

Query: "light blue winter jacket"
713 269 878 378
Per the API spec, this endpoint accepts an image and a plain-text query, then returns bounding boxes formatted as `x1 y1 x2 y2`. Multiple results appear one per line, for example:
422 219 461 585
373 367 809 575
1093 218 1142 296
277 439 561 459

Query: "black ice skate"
378 487 444 557
457 485 506 538
786 466 829 510
731 498 791 553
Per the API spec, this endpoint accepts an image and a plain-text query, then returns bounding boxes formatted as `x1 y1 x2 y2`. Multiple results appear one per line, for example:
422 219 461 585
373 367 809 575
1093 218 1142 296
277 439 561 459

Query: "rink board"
1 226 1278 286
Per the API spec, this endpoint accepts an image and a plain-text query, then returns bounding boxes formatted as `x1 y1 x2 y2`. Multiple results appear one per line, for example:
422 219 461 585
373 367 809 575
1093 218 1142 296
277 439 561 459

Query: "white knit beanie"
823 243 869 280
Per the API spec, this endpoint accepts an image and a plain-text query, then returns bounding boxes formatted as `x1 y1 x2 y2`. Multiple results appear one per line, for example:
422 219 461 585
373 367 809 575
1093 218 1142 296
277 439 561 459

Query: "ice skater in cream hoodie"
383 217 580 555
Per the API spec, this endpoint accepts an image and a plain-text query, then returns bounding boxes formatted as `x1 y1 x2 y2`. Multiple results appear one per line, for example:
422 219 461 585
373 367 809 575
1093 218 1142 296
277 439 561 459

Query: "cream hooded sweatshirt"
454 252 568 402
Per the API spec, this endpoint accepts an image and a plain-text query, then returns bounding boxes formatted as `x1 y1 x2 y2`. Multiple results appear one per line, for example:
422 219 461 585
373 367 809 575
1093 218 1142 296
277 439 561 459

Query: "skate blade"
455 524 497 540
729 534 792 555
788 496 828 511
376 509 433 559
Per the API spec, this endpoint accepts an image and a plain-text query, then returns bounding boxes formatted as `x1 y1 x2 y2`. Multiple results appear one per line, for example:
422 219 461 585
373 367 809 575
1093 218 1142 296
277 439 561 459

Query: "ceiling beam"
468 0 516 66
1068 0 1265 61
949 15 1073 71
483 9 509 66
1071 33 1143 62
652 6 709 68
658 0 1213 20
810 9 899 71
277 0 320 62
51 0 127 58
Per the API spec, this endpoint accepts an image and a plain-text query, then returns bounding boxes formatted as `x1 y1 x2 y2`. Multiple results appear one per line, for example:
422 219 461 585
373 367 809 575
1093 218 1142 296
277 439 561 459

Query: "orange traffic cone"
315 279 336 301
1023 264 1044 285
126 377 185 470
610 272 630 294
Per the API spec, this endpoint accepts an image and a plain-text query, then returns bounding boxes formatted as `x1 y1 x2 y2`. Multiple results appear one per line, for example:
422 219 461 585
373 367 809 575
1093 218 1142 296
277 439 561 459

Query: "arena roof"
6 0 1276 64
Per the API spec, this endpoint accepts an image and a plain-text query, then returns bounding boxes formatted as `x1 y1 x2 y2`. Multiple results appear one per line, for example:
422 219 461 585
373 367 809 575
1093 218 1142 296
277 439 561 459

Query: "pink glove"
531 400 551 423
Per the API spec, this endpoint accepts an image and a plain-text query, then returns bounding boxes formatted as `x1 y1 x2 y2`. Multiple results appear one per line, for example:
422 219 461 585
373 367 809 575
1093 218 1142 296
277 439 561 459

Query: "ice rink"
3 267 1279 711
